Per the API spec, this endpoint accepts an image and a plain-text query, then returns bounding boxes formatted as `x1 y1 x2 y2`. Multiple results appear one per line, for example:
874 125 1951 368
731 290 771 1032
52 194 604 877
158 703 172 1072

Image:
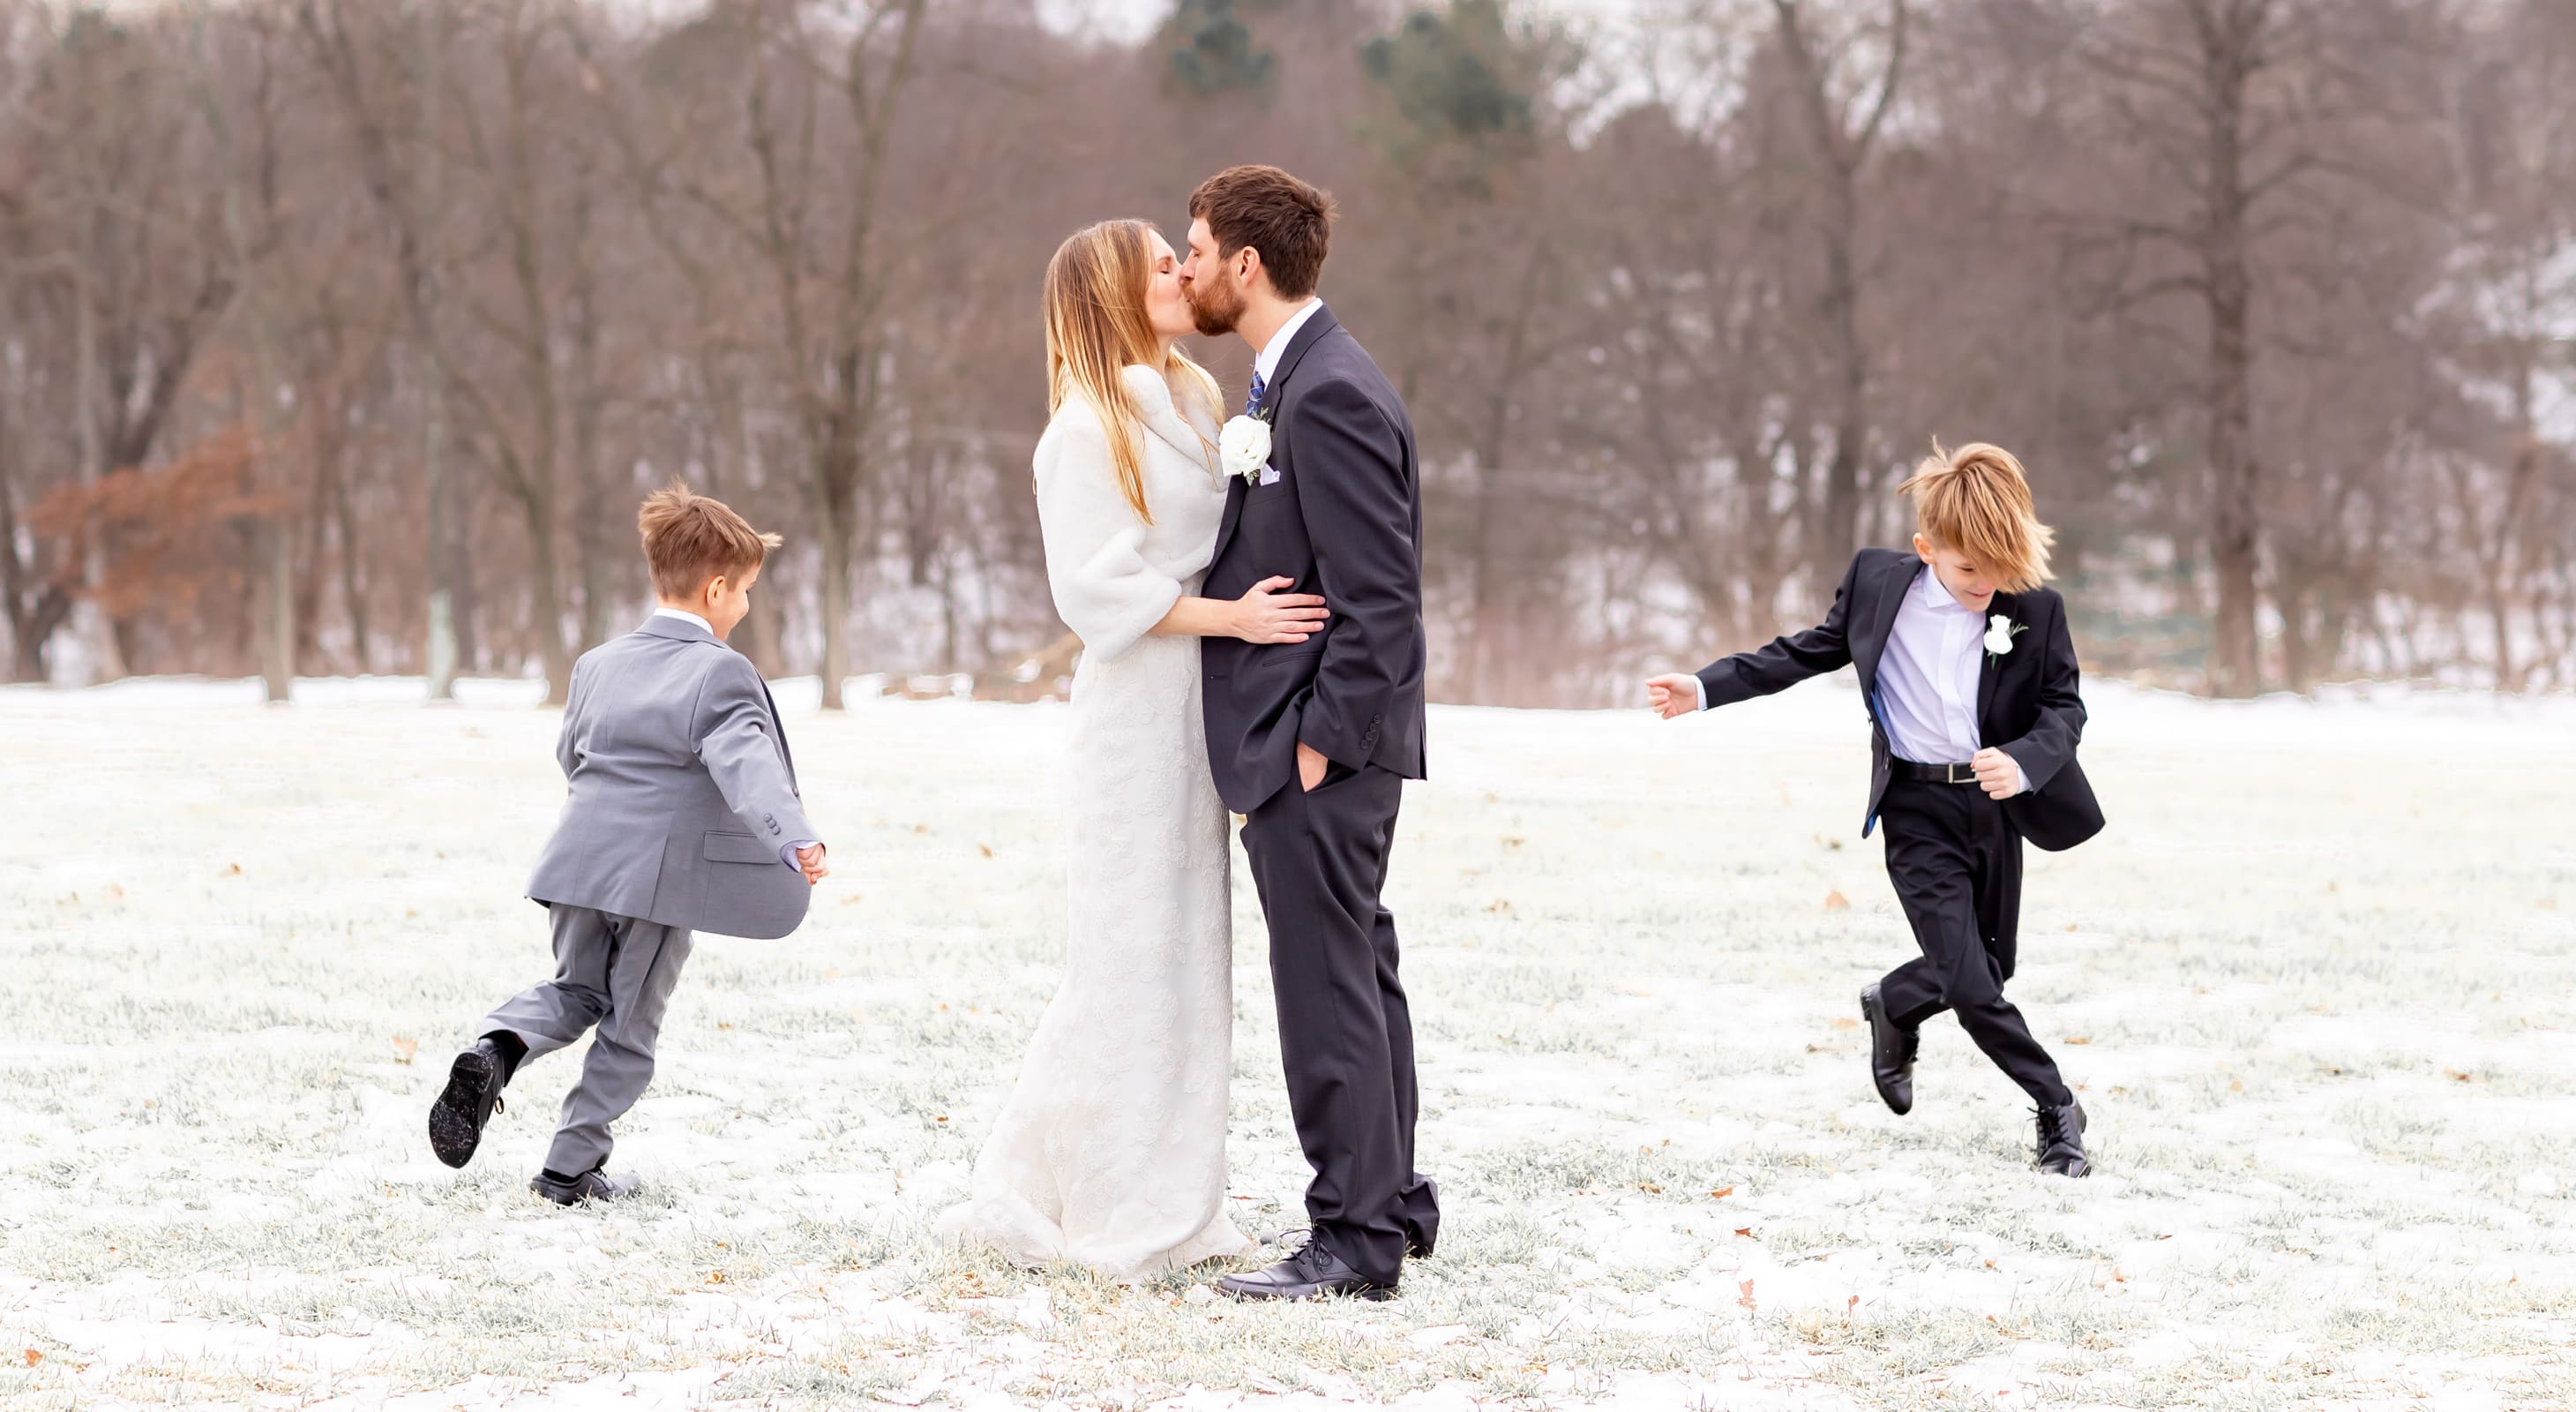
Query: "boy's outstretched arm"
694 654 821 871
1995 599 2086 794
1648 555 1860 717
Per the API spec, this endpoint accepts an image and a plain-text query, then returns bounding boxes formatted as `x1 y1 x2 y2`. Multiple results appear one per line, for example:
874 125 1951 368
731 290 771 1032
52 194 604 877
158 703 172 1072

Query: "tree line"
1 0 2569 706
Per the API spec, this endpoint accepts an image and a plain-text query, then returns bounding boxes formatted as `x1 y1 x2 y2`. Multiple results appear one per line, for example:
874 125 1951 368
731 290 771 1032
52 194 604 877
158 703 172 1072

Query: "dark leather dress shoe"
530 1166 642 1205
427 1038 510 1169
2035 1099 2089 1177
1217 1238 1393 1302
1860 984 1919 1115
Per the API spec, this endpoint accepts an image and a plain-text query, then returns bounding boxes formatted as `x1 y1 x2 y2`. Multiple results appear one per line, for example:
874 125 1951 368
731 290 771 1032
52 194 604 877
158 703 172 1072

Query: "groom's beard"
1187 271 1246 338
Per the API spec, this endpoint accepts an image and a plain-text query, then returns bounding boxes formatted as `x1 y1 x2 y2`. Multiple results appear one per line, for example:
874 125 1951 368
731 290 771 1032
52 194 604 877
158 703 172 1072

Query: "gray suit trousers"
483 904 694 1175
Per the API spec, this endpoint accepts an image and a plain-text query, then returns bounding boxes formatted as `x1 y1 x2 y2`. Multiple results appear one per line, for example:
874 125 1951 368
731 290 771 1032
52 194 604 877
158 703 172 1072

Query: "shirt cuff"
1690 675 1708 711
782 840 820 868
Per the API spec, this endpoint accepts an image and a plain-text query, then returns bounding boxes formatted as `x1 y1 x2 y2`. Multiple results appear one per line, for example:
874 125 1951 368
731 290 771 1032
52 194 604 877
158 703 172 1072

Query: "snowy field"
4 677 2574 1411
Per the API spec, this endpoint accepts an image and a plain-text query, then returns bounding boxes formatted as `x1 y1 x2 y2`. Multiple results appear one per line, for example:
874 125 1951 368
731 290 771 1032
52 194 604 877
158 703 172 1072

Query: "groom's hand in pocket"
1297 741 1329 792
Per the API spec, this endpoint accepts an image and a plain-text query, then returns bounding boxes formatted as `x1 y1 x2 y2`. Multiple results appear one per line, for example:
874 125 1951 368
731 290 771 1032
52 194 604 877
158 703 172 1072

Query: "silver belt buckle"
1944 762 1974 785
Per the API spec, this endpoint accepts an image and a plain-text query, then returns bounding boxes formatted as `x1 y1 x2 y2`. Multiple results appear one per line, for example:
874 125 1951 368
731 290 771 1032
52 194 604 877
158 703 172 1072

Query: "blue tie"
1245 372 1266 418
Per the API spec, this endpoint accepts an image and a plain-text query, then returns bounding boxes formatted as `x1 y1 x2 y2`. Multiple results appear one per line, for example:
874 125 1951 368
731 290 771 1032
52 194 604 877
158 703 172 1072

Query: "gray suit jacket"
526 615 817 940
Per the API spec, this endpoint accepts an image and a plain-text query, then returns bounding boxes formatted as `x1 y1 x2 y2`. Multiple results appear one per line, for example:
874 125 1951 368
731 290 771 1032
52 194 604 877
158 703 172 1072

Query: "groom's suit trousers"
1240 762 1440 1287
1875 779 2071 1108
483 904 696 1175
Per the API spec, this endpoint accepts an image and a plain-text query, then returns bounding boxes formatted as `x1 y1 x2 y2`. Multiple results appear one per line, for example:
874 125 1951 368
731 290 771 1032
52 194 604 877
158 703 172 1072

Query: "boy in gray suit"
429 484 827 1205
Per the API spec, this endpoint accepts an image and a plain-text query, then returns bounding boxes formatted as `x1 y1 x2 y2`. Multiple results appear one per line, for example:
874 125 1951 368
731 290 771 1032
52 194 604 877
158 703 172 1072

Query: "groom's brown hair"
1189 165 1335 299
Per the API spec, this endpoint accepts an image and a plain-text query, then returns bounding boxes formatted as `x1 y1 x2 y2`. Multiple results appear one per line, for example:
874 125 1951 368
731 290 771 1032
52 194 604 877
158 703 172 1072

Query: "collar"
1119 364 1218 454
652 605 713 634
1253 298 1325 387
1913 564 1978 616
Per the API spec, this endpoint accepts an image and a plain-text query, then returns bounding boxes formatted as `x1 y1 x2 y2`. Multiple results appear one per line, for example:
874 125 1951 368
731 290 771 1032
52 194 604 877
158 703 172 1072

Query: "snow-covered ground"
3 678 2572 1411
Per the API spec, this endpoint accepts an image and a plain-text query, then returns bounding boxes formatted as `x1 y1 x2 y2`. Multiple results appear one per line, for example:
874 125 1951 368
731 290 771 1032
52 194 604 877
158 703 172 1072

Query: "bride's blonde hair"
1042 220 1223 525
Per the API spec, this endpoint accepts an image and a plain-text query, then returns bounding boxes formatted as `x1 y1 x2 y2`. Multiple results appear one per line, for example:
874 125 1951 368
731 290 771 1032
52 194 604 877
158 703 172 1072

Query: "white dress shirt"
1253 297 1325 392
1876 566 1988 765
649 605 819 867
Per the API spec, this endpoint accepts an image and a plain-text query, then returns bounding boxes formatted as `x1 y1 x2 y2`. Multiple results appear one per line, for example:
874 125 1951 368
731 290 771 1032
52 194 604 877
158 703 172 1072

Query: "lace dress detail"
934 366 1250 1281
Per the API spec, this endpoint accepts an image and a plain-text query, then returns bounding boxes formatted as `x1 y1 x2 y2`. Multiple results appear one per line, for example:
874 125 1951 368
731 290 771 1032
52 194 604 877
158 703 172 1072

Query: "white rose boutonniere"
1984 613 2027 660
1219 414 1272 484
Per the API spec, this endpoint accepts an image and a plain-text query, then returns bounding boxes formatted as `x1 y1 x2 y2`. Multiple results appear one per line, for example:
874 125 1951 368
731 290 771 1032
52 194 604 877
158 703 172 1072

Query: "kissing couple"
934 165 1437 1302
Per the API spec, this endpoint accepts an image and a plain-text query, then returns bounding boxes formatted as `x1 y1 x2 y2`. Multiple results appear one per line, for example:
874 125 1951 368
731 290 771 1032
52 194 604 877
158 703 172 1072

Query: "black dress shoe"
529 1166 641 1205
1860 984 1919 1115
1217 1238 1393 1302
2034 1098 2089 1177
427 1038 511 1169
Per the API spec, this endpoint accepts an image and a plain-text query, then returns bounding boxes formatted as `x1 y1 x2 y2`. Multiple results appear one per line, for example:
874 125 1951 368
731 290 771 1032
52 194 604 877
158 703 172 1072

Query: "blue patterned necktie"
1245 371 1266 419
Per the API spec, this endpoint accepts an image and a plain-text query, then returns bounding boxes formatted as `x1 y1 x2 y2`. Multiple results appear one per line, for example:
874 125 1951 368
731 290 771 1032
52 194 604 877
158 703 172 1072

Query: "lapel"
1976 591 2018 727
761 679 799 789
1855 554 1920 698
1213 304 1342 563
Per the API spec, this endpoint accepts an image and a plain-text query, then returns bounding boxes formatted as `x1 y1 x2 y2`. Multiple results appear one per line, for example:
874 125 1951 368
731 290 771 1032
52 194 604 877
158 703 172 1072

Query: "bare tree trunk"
2190 0 2269 697
416 0 459 700
69 260 127 683
193 2 296 703
1771 0 1906 598
567 152 615 653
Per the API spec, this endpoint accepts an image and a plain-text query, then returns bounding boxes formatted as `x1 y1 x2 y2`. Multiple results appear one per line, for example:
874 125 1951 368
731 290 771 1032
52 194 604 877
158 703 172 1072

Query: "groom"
1182 165 1437 1302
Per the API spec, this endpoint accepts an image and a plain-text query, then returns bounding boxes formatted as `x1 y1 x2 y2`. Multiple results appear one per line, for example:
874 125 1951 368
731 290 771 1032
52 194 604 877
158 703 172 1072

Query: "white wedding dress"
935 365 1252 1281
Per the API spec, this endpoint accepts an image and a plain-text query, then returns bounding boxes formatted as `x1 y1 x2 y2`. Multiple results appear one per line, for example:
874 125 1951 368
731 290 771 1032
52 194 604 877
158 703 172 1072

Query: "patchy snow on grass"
2 678 2572 1410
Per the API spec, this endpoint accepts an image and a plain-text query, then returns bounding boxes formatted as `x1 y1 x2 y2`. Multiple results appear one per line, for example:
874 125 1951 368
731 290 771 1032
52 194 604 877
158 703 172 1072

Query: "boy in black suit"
1648 443 2105 1175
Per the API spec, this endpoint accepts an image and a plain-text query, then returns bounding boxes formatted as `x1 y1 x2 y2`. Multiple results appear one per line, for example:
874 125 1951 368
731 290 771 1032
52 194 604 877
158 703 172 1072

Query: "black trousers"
1239 761 1439 1286
1876 777 2072 1108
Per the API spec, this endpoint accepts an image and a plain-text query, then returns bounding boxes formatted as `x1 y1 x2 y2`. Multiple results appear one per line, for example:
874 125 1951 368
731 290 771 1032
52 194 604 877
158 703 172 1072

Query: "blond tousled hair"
1896 441 2055 593
638 481 780 600
1042 219 1223 525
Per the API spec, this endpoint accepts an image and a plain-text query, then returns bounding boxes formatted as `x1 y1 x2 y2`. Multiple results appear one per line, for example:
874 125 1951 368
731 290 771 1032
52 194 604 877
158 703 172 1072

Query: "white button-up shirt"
1876 565 1988 766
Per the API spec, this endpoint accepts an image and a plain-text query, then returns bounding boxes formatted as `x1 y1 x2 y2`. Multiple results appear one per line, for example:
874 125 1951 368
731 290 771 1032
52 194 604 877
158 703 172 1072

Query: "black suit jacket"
1202 305 1428 813
1695 547 2106 852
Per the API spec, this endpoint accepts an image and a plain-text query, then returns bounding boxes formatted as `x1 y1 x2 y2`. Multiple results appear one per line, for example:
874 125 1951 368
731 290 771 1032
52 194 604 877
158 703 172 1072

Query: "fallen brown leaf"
1823 890 1849 912
390 1035 419 1065
1737 1279 1757 1311
1709 1185 1734 1200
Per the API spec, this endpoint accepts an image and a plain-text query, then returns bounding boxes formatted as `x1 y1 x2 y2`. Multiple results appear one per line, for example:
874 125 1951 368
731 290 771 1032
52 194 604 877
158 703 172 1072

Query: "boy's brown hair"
1188 164 1336 299
1895 441 2056 593
638 481 781 599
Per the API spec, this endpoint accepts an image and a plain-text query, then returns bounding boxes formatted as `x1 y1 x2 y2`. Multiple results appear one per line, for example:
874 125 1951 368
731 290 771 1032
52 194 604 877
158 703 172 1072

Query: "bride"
936 220 1326 1281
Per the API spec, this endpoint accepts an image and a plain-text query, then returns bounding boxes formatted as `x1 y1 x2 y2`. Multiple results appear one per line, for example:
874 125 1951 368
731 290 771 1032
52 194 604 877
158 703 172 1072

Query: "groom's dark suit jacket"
1202 305 1428 814
1696 547 2106 852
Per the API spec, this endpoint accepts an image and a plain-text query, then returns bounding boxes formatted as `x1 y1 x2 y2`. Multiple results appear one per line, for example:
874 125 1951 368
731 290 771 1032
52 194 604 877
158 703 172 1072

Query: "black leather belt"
1891 759 1981 785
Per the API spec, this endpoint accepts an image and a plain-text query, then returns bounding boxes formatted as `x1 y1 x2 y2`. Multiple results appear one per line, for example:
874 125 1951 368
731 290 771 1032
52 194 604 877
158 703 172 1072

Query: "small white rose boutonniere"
1984 613 2027 661
1219 414 1272 484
